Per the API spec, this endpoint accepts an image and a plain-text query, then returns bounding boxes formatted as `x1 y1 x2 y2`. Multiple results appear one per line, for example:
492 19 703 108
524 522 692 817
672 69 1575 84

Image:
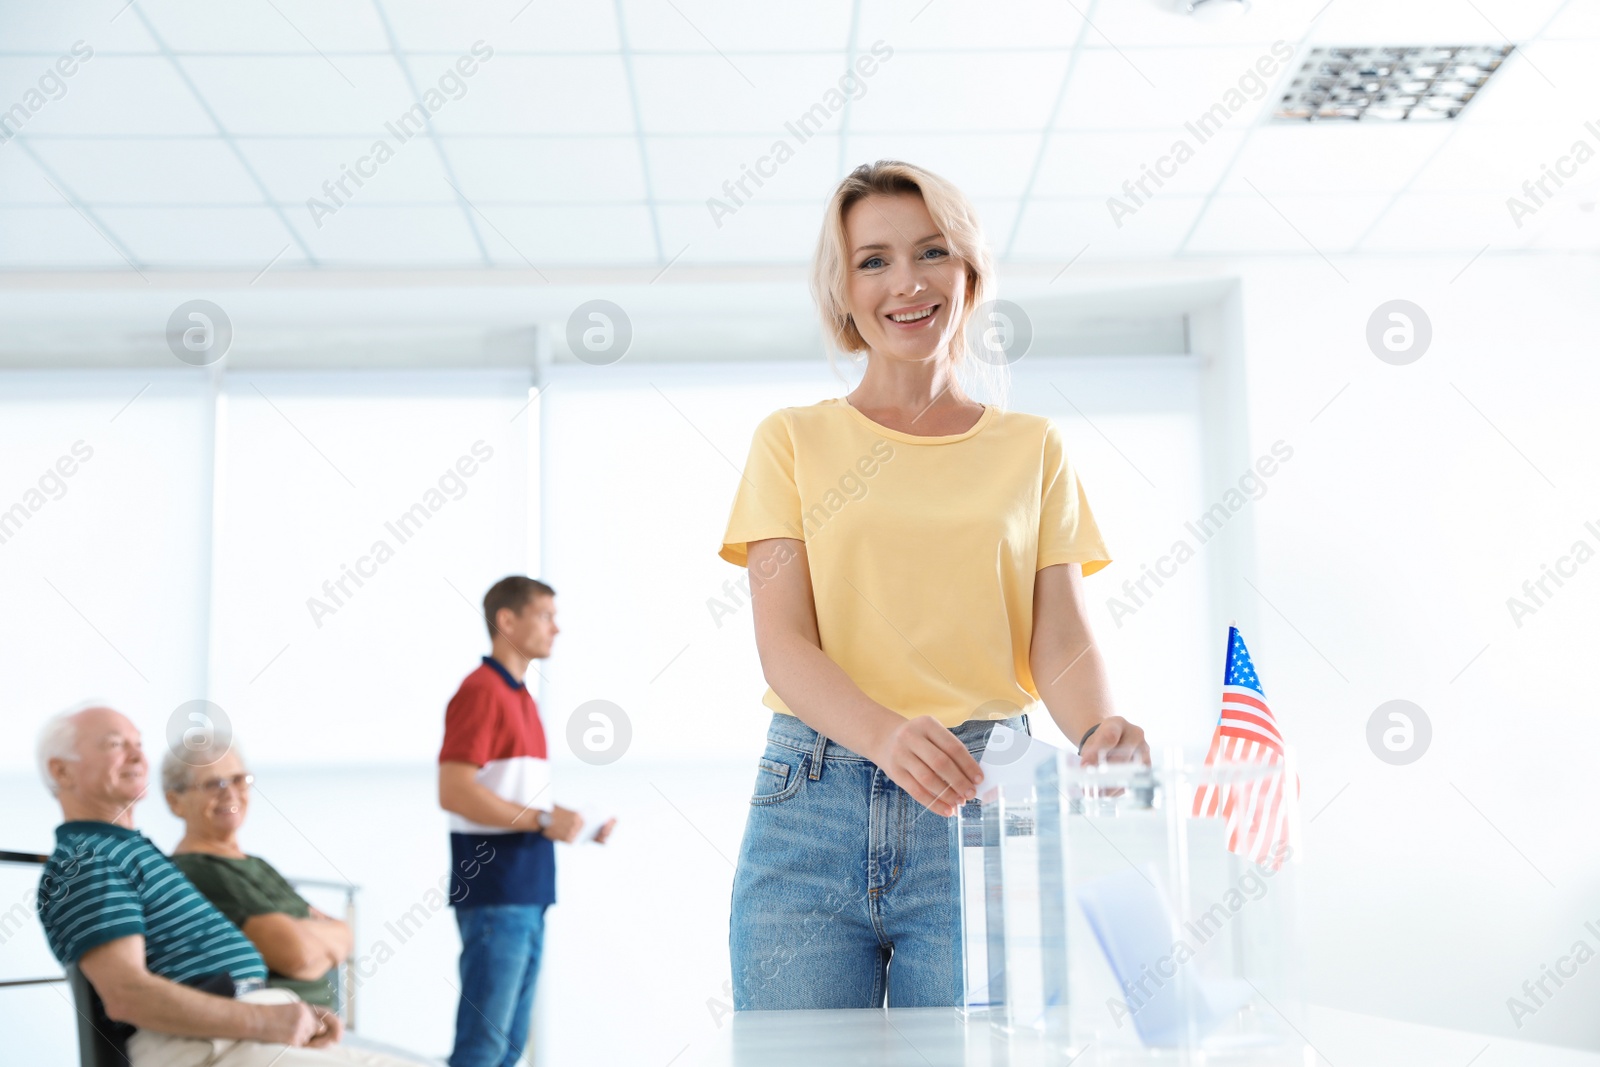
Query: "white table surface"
685 1005 1600 1067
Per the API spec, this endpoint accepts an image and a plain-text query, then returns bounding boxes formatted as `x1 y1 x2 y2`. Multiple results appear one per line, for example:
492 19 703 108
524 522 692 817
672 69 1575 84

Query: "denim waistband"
762 710 1029 764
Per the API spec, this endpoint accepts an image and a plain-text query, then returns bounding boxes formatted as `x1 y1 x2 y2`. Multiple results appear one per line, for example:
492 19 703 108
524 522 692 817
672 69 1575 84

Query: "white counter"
687 1005 1600 1066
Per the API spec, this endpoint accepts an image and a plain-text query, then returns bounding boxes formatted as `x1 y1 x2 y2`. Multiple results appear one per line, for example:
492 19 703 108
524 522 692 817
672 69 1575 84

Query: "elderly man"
35 703 423 1066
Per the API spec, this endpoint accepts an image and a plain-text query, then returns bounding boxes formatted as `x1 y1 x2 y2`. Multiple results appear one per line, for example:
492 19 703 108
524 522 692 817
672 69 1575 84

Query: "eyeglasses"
185 773 254 795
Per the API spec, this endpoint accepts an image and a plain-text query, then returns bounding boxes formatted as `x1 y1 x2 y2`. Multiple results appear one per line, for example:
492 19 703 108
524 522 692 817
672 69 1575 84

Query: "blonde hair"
809 160 1010 407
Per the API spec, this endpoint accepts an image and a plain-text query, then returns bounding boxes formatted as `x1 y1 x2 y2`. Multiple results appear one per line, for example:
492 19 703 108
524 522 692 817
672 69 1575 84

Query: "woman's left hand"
1079 716 1150 764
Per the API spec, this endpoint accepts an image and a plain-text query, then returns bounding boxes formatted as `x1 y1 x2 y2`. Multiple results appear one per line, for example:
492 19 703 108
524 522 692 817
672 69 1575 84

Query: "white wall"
1227 253 1600 1050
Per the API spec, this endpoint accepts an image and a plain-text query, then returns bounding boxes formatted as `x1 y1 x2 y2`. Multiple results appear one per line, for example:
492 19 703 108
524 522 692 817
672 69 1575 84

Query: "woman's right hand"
868 715 983 817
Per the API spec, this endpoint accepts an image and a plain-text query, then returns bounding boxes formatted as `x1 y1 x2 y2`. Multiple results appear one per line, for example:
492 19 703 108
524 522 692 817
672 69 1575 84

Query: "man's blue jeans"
449 903 548 1067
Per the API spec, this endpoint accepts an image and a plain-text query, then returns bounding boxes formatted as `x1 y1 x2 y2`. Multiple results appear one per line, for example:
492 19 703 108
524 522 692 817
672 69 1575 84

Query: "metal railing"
0 849 66 993
285 875 362 1029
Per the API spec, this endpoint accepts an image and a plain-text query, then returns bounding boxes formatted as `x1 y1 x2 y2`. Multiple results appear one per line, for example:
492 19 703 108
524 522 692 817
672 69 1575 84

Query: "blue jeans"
449 903 548 1067
729 711 1027 1010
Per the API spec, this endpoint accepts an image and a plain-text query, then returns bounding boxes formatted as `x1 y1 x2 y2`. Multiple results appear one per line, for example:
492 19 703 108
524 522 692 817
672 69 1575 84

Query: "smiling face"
166 747 251 840
496 593 559 660
54 707 148 815
842 191 972 367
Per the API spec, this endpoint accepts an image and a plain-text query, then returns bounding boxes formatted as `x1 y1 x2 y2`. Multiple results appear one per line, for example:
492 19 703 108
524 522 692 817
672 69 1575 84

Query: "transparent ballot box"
956 746 1307 1065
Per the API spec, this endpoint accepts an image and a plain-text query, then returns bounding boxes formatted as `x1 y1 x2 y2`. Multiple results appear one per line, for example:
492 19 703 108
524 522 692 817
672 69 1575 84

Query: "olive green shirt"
169 852 336 1007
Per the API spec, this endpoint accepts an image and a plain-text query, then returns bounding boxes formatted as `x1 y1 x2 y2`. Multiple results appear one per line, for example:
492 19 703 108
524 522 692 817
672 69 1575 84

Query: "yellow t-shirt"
718 397 1111 727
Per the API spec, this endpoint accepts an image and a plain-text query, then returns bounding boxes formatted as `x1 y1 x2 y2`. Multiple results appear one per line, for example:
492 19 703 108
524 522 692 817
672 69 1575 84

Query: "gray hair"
161 735 242 794
36 702 99 796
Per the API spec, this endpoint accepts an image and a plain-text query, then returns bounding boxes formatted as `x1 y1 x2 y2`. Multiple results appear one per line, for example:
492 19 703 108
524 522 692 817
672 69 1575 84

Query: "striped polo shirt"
37 821 266 985
438 656 555 906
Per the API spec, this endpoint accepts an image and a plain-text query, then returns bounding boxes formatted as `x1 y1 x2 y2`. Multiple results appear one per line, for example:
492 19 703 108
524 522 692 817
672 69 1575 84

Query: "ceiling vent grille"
1272 44 1514 122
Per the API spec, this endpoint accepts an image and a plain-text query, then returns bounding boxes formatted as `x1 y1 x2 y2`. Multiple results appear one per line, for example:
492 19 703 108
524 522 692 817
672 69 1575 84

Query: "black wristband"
1078 722 1102 751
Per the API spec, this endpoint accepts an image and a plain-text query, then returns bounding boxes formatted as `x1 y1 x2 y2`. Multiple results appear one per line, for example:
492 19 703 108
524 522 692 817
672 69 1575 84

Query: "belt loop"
808 728 827 780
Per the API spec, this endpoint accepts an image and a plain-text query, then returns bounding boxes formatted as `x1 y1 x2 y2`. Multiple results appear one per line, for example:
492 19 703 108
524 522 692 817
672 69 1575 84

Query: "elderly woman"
163 739 352 1009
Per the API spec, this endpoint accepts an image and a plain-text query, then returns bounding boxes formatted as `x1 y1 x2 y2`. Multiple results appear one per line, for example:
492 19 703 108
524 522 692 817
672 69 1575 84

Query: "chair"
66 964 132 1067
0 849 117 1067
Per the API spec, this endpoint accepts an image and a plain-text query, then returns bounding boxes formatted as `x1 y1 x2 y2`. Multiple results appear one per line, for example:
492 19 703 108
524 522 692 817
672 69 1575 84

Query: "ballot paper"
1074 866 1252 1046
975 724 1060 797
574 806 616 845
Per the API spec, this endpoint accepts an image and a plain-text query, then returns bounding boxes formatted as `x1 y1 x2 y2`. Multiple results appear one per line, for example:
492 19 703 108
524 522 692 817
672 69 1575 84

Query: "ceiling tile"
648 134 839 204
236 137 457 206
658 201 820 262
0 7 157 52
850 51 1067 133
0 142 73 205
1453 42 1599 127
619 0 852 52
1408 123 1593 193
972 198 1021 249
1358 191 1541 253
7 56 217 136
96 205 309 266
178 56 423 135
430 56 637 134
1520 200 1600 249
1010 195 1207 260
1034 129 1246 197
29 138 264 204
1183 192 1391 254
450 136 648 202
854 0 1086 50
378 0 620 53
632 54 853 134
1084 0 1331 47
1542 2 1600 39
0 206 138 268
1216 125 1452 195
134 0 390 52
1055 46 1284 131
1307 0 1567 43
299 204 484 265
478 204 659 265
842 132 1042 198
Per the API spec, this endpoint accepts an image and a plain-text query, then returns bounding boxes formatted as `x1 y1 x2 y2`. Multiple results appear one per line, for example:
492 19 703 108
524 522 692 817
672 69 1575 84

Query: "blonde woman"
718 160 1149 1009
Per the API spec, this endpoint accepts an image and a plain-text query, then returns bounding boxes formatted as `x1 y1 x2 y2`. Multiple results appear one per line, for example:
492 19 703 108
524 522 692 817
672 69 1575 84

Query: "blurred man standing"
437 576 613 1067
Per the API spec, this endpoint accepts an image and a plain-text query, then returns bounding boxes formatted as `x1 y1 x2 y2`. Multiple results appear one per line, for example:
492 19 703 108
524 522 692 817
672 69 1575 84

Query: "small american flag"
1191 624 1298 870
